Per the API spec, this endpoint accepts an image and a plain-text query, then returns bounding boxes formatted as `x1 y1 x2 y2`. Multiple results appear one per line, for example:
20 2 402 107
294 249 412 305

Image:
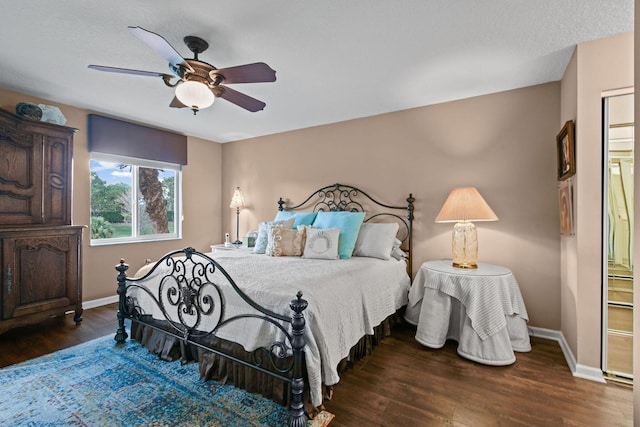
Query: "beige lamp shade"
230 187 245 245
435 187 498 268
435 187 498 223
229 187 245 209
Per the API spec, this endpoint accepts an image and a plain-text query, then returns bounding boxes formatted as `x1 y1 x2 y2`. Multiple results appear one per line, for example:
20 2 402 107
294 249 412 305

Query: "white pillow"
391 237 408 260
302 226 340 260
266 225 306 257
353 222 399 260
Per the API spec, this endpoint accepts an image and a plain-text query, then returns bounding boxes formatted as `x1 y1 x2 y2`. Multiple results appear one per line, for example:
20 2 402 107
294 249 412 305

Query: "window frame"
90 153 182 246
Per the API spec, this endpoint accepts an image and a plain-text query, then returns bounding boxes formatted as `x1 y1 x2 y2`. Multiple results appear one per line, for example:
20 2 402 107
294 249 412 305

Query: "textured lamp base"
451 221 478 269
452 261 478 269
452 262 478 268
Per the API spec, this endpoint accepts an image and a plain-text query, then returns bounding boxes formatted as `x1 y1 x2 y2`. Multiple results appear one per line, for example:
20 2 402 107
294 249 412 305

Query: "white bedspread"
128 251 410 407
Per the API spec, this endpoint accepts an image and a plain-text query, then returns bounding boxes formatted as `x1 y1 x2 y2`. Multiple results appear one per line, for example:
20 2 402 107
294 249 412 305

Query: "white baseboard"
529 326 606 384
82 295 119 310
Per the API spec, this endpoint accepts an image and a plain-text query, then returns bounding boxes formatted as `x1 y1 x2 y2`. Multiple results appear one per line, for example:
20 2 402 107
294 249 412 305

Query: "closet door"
603 92 634 381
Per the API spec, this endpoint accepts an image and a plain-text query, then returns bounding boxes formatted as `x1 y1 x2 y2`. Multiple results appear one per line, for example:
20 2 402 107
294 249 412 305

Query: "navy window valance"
88 114 187 165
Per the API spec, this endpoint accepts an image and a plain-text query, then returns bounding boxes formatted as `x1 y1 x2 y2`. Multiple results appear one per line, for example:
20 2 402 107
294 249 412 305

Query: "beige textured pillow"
266 224 306 256
254 217 295 254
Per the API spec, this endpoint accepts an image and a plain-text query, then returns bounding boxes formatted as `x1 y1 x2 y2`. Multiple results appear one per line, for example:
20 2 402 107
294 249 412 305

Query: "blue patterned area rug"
0 335 332 427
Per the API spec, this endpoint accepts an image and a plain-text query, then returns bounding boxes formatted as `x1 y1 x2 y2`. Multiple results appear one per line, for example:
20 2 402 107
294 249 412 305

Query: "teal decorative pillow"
253 217 295 254
312 211 366 259
274 211 318 229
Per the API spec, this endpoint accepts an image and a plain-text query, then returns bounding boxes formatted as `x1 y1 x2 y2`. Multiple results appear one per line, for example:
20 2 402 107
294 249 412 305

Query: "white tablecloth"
404 260 531 365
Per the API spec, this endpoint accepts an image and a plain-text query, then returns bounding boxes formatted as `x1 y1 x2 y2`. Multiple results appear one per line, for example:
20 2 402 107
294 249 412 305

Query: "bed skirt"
130 311 403 407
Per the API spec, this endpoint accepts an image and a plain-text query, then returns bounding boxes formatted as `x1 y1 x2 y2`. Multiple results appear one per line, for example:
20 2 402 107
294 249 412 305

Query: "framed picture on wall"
558 178 574 235
556 120 575 181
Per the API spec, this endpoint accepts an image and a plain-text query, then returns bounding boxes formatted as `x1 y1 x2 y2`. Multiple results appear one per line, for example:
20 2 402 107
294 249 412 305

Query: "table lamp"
229 187 245 245
435 187 498 268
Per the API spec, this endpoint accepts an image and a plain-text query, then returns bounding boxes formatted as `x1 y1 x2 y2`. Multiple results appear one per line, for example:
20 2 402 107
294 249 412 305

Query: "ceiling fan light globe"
175 80 215 110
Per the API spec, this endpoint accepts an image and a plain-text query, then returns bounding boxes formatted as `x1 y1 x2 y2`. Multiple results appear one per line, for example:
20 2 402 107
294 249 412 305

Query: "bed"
114 183 415 426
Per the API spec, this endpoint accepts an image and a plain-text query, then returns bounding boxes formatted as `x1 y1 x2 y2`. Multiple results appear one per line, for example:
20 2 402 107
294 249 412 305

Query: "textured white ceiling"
0 1 633 142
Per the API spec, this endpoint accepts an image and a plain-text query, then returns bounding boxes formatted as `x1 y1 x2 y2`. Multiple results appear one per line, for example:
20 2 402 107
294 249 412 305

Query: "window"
90 153 181 245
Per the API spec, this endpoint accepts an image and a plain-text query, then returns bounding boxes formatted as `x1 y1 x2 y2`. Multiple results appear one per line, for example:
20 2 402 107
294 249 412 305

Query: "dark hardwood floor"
0 303 119 368
324 325 633 427
0 304 633 426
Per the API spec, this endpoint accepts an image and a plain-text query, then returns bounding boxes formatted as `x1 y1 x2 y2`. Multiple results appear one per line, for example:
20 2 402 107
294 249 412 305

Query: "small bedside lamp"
229 187 245 245
435 187 498 269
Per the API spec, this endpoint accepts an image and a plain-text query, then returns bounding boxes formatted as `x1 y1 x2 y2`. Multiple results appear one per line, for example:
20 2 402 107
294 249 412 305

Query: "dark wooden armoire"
0 107 83 334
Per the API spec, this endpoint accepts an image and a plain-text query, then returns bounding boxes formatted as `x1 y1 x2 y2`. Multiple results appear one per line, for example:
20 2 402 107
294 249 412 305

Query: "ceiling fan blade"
128 26 193 72
88 65 173 79
216 86 266 112
210 62 276 84
169 96 187 108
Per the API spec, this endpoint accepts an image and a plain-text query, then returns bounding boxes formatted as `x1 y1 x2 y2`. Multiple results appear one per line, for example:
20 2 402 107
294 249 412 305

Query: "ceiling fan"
89 26 276 115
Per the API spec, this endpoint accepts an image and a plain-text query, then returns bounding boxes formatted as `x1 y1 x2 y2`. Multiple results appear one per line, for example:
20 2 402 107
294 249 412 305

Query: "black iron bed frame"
114 183 414 426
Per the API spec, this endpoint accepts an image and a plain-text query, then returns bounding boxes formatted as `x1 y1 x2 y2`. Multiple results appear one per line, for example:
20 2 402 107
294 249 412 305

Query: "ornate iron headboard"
277 183 415 274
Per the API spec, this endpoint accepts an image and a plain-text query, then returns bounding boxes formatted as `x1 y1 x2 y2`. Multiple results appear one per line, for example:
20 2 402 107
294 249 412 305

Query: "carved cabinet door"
1 228 80 320
0 126 44 225
42 134 72 225
0 109 74 226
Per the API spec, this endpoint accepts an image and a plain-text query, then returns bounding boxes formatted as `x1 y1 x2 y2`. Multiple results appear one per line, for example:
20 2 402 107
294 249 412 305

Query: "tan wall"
0 88 223 301
222 82 562 330
560 50 579 359
569 32 634 369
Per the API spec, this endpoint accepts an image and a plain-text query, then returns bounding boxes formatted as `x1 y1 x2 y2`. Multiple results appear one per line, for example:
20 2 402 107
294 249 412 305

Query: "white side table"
404 259 531 365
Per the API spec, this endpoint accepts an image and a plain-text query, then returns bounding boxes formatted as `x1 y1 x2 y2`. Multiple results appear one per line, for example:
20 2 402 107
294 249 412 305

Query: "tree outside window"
90 155 181 244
